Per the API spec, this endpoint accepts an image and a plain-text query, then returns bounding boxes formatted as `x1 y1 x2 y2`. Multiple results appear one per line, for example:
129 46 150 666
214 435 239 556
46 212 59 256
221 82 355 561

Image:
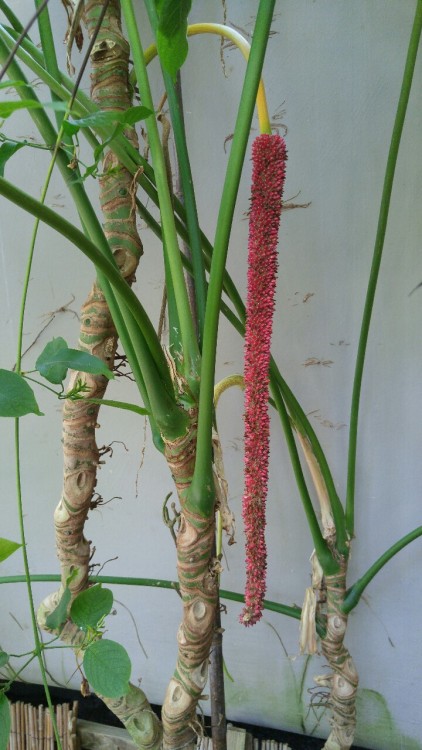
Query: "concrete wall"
0 2 421 748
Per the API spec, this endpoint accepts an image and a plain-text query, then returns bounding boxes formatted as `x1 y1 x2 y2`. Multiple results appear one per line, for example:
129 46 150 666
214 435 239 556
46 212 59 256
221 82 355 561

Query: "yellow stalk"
144 24 271 134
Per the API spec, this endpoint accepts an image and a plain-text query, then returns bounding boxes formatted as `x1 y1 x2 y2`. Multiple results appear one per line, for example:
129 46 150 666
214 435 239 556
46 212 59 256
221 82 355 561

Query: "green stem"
346 0 422 537
271 382 338 575
343 526 422 614
0 34 177 410
0 176 173 400
0 574 302 622
191 0 276 515
77 398 149 416
272 366 348 555
144 0 207 347
34 0 64 129
23 375 61 397
137 185 345 548
13 421 62 749
0 1 24 32
121 0 200 387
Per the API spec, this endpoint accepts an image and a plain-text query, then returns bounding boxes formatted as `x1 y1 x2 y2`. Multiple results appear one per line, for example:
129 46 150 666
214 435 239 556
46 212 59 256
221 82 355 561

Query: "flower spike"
241 133 287 626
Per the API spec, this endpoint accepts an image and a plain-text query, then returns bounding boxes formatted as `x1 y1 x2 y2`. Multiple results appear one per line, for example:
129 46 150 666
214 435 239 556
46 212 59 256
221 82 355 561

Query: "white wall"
0 2 421 748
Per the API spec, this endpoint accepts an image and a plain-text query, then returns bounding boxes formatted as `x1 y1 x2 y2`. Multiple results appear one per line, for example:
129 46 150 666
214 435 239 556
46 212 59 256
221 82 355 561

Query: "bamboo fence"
7 701 78 750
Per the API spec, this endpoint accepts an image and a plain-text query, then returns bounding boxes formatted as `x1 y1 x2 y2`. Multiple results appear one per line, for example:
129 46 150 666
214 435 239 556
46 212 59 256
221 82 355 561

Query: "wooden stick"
31 704 37 750
69 701 78 750
58 703 62 748
45 707 51 750
64 702 69 750
9 702 15 750
13 702 17 750
16 702 21 750
38 705 44 749
26 703 31 750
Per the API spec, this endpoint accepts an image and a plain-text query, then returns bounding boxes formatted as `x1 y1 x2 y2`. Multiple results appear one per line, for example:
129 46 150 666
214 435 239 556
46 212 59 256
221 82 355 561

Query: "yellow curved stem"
144 23 271 134
213 373 244 408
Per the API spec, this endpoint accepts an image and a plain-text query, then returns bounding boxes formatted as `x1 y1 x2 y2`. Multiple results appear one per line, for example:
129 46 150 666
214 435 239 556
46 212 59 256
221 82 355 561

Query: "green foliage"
0 650 9 667
65 105 152 132
83 639 131 698
155 0 192 79
70 584 113 632
44 570 78 631
0 693 11 750
79 397 149 417
0 538 21 563
0 80 25 91
0 139 25 177
0 99 66 118
35 337 114 384
0 370 42 417
45 587 72 631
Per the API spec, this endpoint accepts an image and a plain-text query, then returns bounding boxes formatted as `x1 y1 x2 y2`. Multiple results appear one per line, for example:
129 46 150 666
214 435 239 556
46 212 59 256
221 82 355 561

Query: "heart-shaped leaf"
0 371 43 417
35 337 69 384
70 584 113 631
0 538 22 563
83 639 131 698
36 338 113 384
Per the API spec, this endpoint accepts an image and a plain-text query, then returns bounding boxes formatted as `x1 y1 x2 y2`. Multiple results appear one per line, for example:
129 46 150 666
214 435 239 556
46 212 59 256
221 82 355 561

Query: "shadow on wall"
225 649 421 750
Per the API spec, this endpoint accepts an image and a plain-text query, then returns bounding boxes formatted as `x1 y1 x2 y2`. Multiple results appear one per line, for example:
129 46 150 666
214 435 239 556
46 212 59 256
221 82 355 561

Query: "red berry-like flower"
241 133 287 626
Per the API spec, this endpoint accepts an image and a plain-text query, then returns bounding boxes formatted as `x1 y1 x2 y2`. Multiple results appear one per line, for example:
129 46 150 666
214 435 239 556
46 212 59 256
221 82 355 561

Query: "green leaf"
0 693 11 750
155 0 192 79
122 105 153 126
84 398 149 416
63 350 114 379
0 80 26 91
62 120 80 137
0 141 25 177
35 338 114 384
0 99 67 119
45 568 79 630
0 538 22 563
35 337 69 384
70 584 113 631
45 587 72 630
69 106 152 131
0 651 9 668
0 370 43 417
83 639 131 698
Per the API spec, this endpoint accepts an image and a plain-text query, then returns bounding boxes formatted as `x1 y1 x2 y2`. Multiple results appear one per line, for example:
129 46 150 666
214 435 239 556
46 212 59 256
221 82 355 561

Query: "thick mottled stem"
315 559 358 750
39 0 142 609
162 412 219 750
36 611 162 750
52 289 118 597
38 2 161 746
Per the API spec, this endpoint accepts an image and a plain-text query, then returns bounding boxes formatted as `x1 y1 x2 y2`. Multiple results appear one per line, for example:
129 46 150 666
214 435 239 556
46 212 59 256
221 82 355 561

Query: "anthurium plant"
0 2 421 750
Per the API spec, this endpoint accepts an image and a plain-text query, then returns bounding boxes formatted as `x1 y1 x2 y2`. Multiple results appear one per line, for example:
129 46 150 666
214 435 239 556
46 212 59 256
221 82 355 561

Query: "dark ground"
5 682 369 750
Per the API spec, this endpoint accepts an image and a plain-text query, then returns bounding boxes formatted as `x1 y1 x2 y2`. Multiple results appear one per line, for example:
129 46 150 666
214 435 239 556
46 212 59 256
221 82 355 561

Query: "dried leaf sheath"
241 134 287 626
297 425 358 748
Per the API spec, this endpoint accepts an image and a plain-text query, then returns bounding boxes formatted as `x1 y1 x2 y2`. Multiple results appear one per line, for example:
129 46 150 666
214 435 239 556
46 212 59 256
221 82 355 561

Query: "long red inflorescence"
241 133 287 626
